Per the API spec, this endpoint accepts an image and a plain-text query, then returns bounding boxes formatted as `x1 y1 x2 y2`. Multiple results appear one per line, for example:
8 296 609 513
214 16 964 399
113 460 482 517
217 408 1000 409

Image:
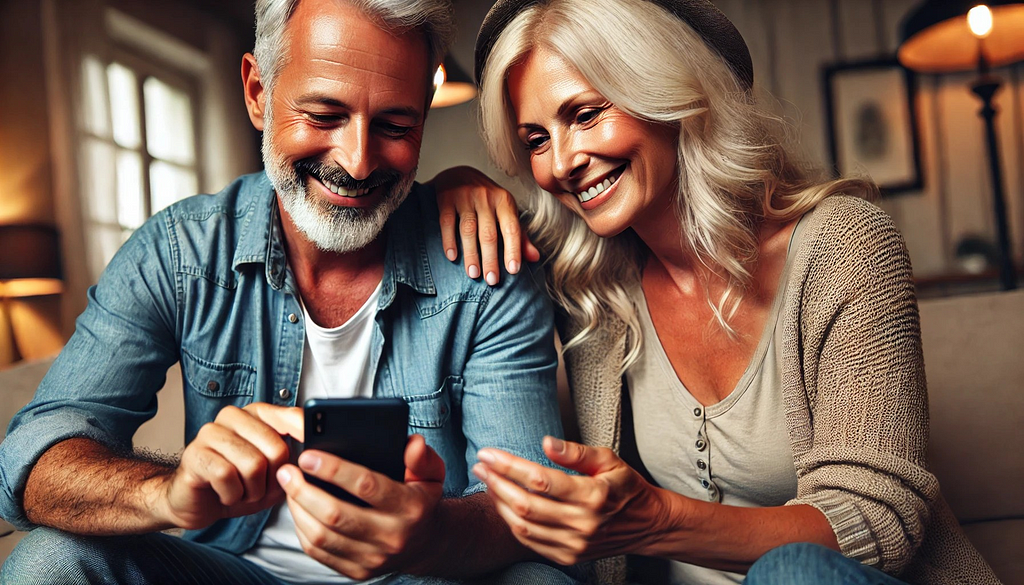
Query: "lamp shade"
899 0 1024 72
0 225 63 297
431 56 477 109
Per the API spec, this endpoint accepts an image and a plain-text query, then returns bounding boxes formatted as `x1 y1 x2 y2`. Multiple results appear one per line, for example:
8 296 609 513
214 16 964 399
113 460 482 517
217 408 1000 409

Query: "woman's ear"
241 53 267 131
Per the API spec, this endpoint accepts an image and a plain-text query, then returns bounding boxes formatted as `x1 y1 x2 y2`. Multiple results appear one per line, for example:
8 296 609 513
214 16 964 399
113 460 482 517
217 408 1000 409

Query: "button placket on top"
693 410 720 502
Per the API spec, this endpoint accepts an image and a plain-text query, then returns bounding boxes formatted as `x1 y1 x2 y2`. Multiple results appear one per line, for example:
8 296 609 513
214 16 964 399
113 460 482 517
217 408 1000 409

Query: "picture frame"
823 58 923 196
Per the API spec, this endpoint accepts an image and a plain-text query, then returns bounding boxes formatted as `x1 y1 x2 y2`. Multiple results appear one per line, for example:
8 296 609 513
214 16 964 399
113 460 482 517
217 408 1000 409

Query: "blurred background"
1 0 1023 368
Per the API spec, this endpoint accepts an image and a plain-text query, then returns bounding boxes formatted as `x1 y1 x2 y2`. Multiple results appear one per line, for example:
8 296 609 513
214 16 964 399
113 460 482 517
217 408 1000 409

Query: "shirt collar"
231 173 437 298
379 185 437 308
231 172 288 289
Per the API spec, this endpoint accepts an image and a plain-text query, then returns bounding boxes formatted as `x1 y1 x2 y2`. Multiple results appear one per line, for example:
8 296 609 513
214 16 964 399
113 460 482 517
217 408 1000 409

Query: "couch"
917 290 1023 583
0 290 1021 582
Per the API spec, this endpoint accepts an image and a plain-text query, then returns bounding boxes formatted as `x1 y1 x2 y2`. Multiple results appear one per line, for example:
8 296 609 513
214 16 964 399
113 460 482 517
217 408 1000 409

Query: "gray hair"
253 0 454 93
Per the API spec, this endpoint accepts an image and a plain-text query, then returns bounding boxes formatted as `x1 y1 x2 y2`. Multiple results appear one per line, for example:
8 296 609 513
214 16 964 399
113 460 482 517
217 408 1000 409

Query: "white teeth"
576 174 618 203
322 178 369 198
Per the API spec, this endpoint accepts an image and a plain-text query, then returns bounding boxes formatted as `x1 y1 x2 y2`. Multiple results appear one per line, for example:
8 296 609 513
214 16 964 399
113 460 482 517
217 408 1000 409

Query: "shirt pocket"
403 376 458 429
181 348 256 398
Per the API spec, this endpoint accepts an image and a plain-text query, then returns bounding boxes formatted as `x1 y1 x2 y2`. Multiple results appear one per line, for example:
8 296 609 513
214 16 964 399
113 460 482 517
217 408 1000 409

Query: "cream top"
626 217 807 584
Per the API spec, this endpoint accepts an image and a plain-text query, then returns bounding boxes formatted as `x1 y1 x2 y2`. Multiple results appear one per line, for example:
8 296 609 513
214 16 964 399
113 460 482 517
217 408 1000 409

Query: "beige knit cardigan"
558 197 1000 584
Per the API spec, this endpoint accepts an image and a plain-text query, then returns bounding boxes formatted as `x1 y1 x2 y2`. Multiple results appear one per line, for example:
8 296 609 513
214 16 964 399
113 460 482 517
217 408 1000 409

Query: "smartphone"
302 398 409 506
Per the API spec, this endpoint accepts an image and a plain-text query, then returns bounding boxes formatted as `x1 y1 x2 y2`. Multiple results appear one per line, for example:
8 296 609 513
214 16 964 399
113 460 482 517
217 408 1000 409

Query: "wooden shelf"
915 267 1021 299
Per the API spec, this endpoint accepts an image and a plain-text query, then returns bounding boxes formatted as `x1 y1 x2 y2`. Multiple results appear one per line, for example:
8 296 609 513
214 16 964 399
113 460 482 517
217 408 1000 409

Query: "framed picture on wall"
823 58 923 195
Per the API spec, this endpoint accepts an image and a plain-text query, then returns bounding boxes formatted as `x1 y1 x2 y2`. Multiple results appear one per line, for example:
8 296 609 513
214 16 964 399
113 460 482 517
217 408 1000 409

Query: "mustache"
294 159 401 192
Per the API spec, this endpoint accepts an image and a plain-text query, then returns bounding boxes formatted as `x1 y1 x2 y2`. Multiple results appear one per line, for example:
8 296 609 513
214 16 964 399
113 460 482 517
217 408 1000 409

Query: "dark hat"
474 0 754 90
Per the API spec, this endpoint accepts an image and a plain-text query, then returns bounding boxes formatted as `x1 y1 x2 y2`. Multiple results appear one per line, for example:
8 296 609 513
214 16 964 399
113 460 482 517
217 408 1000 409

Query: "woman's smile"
507 47 679 237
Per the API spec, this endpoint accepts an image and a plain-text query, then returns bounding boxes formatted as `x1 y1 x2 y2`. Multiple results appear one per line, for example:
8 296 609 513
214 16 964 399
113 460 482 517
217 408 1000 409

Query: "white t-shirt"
242 280 382 584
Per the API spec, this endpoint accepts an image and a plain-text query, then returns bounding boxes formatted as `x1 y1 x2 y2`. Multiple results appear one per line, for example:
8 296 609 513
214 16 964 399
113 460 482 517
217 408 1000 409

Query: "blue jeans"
744 543 908 585
0 528 582 585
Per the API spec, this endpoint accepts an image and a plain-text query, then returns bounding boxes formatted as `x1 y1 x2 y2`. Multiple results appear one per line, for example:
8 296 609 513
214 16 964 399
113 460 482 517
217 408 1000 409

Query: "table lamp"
0 224 63 364
899 1 1024 290
430 55 477 109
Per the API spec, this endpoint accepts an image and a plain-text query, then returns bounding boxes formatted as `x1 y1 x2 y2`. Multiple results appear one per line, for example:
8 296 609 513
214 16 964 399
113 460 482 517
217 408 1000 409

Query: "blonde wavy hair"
479 0 878 370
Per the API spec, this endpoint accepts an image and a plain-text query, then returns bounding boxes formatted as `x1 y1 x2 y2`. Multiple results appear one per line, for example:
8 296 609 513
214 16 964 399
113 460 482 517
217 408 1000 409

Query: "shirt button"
288 313 298 323
279 388 291 400
697 459 707 470
693 407 702 417
695 439 706 451
207 380 219 392
701 479 710 489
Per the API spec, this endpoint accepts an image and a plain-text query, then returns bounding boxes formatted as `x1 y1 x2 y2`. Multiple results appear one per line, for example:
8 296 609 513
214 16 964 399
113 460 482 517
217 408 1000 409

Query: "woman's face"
506 47 679 238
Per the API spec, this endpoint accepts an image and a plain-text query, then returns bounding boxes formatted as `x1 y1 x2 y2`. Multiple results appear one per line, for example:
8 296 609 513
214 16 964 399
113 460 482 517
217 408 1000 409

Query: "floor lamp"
899 1 1024 290
0 225 63 365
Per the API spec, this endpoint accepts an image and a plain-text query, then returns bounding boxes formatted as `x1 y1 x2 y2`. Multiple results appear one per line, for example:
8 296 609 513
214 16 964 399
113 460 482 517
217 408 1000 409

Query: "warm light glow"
433 64 446 88
0 278 63 298
968 5 993 38
899 3 1024 73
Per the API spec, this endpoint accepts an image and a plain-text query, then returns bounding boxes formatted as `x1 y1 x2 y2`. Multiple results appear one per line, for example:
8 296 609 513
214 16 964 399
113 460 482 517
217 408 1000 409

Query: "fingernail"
485 271 498 285
508 260 520 274
277 468 292 485
548 437 566 454
446 248 457 261
298 452 321 473
468 265 480 279
472 463 489 480
477 450 496 464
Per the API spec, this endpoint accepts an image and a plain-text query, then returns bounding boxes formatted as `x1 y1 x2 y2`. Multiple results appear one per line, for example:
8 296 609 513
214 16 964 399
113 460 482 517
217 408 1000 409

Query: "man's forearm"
418 492 536 578
23 437 177 535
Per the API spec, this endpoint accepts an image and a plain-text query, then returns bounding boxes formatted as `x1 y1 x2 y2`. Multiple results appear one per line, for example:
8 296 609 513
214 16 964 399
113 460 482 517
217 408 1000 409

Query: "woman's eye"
525 134 549 151
576 108 603 125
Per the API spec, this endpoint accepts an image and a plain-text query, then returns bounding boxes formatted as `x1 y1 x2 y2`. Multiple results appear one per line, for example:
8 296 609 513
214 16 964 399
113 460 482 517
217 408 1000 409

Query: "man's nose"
334 119 378 181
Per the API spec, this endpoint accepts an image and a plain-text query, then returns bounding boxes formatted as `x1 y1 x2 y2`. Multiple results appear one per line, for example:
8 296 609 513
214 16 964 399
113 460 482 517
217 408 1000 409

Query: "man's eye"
378 123 413 138
306 113 341 125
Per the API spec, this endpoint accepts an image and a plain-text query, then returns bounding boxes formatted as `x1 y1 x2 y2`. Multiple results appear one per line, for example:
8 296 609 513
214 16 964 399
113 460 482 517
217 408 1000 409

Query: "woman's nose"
550 135 588 184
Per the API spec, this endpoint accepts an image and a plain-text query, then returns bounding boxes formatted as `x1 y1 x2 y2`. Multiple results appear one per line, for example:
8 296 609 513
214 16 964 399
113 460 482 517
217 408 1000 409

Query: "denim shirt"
0 172 562 554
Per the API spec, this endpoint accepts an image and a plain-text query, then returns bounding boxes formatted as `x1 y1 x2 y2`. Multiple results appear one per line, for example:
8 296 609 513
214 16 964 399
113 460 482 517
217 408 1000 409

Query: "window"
78 52 200 280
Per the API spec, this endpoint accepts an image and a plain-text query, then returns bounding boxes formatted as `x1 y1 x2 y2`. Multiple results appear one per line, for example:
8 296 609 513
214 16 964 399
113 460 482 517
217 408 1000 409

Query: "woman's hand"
426 166 540 286
472 436 676 565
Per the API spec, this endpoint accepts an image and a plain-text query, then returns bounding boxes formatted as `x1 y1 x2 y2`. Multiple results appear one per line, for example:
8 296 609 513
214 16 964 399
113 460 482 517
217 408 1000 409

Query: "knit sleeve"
782 197 938 575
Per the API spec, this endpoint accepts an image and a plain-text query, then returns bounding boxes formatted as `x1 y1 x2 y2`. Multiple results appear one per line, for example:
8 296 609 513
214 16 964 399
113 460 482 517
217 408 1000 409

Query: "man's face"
258 0 431 253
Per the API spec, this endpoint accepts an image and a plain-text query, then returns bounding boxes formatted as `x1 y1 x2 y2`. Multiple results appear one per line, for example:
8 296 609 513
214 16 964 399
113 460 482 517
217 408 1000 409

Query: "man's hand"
428 166 541 286
276 434 446 580
154 402 303 530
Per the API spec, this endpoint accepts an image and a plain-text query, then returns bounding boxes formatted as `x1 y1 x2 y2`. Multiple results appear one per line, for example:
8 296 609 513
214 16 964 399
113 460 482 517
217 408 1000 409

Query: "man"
0 0 573 582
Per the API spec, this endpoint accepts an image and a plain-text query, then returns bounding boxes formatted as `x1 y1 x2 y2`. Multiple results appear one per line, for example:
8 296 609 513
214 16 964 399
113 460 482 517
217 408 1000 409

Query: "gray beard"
261 105 415 254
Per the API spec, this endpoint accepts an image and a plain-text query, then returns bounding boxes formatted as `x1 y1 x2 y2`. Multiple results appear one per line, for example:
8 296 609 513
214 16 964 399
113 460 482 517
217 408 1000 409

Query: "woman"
444 0 1000 583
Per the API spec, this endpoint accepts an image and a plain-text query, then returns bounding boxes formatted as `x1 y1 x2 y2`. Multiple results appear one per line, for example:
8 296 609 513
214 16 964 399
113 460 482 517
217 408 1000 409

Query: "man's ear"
242 53 267 131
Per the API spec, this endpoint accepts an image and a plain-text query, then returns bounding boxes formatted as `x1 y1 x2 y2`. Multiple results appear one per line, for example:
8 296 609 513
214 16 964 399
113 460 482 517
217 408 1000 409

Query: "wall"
0 0 63 362
0 0 259 366
419 0 1024 287
718 0 1024 284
